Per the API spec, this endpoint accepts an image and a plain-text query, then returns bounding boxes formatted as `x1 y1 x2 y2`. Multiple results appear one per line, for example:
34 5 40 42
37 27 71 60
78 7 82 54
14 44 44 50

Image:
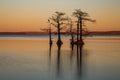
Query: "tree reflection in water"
48 43 87 80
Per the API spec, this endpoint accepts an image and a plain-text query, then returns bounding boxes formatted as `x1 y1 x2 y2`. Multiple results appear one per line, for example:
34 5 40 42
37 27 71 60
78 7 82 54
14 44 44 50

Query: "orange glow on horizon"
0 0 120 32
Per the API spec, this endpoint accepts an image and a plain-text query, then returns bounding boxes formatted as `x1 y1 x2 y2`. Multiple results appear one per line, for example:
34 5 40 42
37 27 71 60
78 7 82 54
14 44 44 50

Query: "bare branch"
51 23 57 27
82 18 96 22
73 9 96 24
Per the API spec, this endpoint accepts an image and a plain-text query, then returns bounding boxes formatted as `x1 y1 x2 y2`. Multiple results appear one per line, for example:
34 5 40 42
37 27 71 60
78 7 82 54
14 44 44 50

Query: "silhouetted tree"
48 19 52 45
49 11 68 45
73 9 95 45
40 24 52 45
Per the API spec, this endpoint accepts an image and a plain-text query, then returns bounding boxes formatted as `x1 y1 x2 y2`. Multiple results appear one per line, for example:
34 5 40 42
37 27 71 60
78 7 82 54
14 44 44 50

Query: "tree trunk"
49 28 52 45
71 32 74 44
70 24 74 45
57 22 63 45
77 19 79 44
79 18 84 45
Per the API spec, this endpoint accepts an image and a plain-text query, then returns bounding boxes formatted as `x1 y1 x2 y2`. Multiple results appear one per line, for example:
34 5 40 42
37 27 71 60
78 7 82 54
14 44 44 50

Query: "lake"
0 35 120 80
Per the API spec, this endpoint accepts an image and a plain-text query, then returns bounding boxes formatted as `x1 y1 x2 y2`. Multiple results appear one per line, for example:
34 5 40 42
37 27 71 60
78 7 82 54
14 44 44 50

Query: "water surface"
0 36 120 80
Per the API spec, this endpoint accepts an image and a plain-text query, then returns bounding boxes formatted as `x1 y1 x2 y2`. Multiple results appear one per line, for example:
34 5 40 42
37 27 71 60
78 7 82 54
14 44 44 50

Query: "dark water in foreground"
0 36 120 80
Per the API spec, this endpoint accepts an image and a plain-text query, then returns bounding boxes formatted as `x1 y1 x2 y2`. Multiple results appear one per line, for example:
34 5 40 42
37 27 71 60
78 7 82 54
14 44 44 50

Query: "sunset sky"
0 0 120 32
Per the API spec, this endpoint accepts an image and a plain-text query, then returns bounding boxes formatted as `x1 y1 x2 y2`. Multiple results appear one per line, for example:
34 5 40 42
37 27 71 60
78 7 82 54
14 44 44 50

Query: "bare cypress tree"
49 11 68 45
73 9 95 45
40 19 53 45
48 19 52 45
40 26 52 45
67 18 74 44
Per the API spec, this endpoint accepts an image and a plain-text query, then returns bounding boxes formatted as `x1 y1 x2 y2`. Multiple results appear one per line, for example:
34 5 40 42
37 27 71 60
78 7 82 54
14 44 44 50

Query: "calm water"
0 35 120 80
